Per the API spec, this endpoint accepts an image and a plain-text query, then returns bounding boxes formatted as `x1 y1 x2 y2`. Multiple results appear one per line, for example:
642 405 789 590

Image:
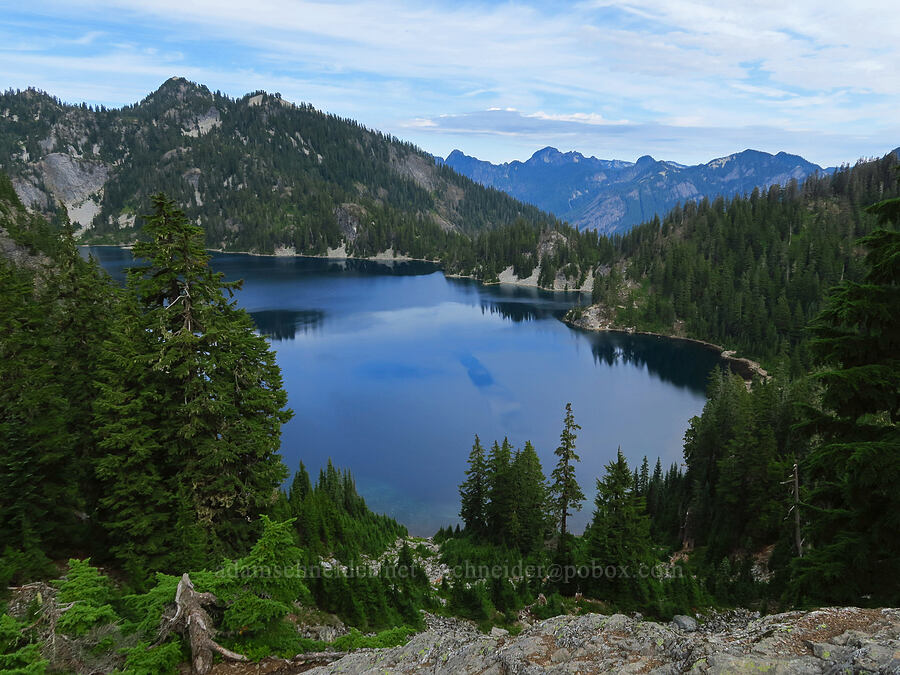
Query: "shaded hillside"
0 78 559 256
444 146 828 234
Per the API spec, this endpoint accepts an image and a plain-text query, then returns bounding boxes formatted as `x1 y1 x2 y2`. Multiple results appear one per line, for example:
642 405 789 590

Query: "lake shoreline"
81 243 589 294
82 243 760 379
564 308 769 382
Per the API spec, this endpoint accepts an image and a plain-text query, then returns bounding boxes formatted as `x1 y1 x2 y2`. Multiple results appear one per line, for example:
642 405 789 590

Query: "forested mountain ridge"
571 151 900 367
0 77 560 256
443 145 829 234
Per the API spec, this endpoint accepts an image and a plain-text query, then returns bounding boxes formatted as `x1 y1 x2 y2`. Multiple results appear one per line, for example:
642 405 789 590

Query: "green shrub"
296 625 416 654
53 560 120 637
447 580 493 622
0 613 48 674
119 573 181 638
332 625 416 650
0 548 55 591
531 593 568 620
211 517 311 658
115 639 183 675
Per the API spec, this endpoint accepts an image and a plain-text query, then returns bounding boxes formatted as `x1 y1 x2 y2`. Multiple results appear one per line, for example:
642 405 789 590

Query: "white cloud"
525 111 629 126
3 0 899 165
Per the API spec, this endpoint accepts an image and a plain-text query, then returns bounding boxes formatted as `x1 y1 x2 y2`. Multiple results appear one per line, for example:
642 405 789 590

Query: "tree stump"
158 573 247 675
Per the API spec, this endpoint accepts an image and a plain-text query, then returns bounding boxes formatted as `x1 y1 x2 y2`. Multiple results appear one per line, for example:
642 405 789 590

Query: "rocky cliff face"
304 607 900 674
12 153 107 232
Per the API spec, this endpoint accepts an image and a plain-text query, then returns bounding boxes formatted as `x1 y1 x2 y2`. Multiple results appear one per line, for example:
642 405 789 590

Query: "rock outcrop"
305 607 900 674
13 153 107 229
0 225 50 272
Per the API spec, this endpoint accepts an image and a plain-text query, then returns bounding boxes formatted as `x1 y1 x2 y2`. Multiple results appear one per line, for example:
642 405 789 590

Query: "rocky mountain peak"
138 76 212 110
531 146 576 165
445 144 834 234
445 149 468 162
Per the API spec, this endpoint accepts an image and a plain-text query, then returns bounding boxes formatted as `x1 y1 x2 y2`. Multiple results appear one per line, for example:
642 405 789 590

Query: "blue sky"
2 0 898 165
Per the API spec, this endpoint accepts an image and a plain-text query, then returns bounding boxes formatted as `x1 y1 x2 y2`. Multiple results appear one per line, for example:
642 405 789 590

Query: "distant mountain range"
441 146 833 234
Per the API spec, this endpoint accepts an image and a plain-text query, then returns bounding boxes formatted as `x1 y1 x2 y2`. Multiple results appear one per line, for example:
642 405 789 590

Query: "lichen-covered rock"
672 614 698 632
305 607 900 675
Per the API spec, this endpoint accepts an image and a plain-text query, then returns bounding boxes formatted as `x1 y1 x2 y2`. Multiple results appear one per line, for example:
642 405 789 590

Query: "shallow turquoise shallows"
85 247 721 535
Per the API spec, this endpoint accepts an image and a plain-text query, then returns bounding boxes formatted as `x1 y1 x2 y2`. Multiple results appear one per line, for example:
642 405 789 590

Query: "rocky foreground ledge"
299 607 900 674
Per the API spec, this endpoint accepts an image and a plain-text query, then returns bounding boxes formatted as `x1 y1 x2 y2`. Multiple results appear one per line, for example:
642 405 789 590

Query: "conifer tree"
486 438 515 544
459 436 488 537
586 449 656 603
214 516 311 652
647 458 663 520
549 403 585 552
53 224 118 532
0 613 48 674
93 194 291 582
638 457 650 496
510 441 549 553
682 368 741 543
0 260 71 579
793 224 900 605
93 293 184 582
0 214 114 578
288 462 312 515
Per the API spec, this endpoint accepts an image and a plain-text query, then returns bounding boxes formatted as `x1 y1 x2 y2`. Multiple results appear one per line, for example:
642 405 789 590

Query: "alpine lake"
85 247 722 535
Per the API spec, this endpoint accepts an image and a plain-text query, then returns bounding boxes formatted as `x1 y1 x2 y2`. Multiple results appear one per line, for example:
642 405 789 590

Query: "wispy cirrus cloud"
1 0 897 165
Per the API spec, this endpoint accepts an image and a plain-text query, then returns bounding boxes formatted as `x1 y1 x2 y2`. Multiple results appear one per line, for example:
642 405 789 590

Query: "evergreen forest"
0 129 898 670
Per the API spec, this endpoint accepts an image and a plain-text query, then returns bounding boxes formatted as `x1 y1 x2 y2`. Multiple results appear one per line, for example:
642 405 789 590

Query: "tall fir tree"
288 461 312 515
93 289 185 582
681 368 742 547
0 258 69 580
459 436 488 537
549 403 585 553
509 441 549 554
0 208 115 580
638 457 650 496
792 223 900 605
585 449 656 604
93 194 292 583
485 438 515 545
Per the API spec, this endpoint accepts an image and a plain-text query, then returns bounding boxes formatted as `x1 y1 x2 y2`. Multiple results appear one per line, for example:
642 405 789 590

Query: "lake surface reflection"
85 247 719 534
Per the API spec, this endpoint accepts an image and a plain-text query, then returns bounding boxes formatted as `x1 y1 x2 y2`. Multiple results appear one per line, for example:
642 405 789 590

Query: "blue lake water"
85 247 720 535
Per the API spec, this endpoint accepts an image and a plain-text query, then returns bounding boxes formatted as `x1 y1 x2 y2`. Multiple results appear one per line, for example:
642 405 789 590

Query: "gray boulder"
672 614 699 632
